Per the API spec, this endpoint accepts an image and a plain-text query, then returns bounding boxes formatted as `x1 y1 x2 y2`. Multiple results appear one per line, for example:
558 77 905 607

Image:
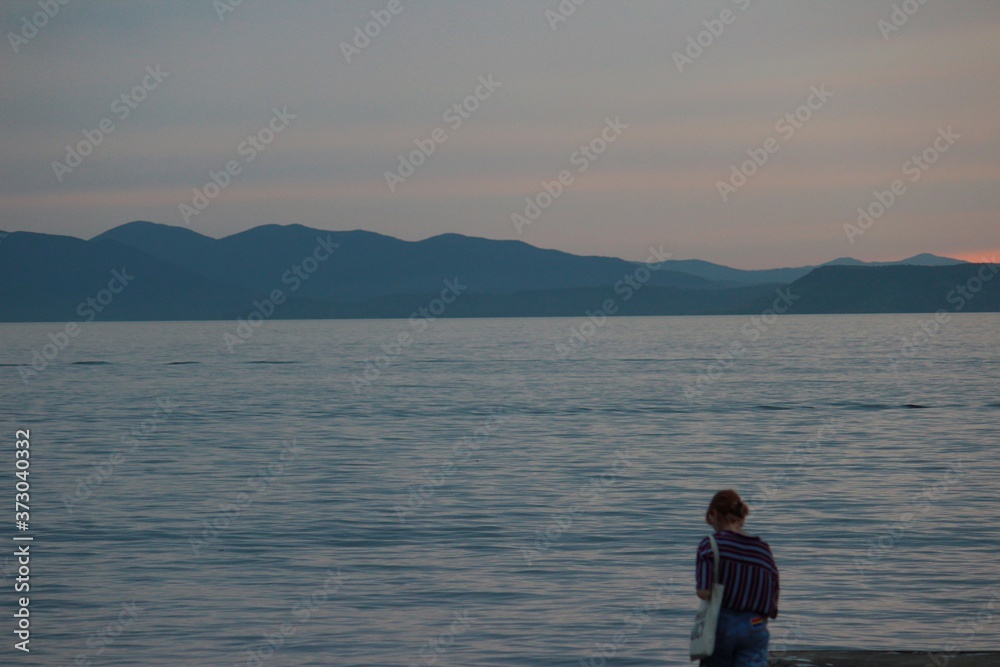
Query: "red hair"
706 489 749 525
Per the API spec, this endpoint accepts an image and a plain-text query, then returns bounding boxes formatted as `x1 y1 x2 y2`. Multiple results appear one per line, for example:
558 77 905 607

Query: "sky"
1 0 998 269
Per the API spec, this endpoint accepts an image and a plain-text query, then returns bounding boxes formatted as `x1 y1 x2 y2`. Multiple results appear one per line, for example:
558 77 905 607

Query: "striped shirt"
696 530 779 618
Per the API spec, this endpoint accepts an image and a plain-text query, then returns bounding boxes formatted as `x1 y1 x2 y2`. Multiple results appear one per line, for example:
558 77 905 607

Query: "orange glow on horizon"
950 250 1000 264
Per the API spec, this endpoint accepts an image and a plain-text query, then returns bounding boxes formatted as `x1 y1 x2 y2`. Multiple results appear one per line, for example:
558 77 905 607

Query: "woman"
696 490 779 667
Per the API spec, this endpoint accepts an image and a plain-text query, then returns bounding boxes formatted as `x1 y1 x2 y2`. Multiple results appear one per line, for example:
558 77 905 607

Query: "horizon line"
0 219 979 273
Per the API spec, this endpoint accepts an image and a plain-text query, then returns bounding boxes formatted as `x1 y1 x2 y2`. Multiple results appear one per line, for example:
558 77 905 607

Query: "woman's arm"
695 538 711 599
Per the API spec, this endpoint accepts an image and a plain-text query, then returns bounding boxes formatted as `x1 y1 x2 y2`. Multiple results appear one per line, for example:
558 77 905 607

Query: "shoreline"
770 651 999 666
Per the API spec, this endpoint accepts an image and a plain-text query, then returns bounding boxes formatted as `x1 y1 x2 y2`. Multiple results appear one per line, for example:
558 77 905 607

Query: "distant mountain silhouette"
823 253 966 268
773 264 1000 313
93 221 716 300
0 230 282 321
664 253 965 285
647 259 807 286
0 221 990 321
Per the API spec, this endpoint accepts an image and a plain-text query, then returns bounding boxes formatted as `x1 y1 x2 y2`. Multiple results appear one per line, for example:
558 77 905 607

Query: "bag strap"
708 535 720 585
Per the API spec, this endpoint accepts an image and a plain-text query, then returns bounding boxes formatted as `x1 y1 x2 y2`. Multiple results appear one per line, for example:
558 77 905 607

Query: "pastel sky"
2 0 998 268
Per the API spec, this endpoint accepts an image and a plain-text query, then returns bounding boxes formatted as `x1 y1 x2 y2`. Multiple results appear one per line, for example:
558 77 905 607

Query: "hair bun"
706 489 750 525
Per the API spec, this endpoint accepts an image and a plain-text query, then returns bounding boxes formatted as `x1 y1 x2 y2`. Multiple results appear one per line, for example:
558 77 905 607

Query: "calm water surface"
1 314 998 666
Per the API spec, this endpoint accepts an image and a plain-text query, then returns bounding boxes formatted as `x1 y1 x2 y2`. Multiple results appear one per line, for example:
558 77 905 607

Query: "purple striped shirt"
696 530 779 618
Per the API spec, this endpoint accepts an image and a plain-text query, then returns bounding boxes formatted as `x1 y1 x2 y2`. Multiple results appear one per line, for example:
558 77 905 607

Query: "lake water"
1 314 998 666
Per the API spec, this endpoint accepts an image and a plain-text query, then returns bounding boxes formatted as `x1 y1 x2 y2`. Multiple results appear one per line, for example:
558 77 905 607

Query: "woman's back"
696 530 779 618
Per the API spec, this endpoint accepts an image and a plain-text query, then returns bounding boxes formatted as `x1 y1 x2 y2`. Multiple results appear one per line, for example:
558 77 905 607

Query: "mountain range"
0 221 995 321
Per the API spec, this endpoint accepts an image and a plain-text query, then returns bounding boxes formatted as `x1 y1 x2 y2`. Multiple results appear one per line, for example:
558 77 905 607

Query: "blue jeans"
700 608 769 667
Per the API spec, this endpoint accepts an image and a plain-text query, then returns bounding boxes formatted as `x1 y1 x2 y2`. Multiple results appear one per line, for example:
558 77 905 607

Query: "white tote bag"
690 535 724 660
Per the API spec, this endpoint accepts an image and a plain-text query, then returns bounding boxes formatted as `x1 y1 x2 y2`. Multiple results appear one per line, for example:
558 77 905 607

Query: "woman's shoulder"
720 530 774 550
721 529 767 542
720 531 777 565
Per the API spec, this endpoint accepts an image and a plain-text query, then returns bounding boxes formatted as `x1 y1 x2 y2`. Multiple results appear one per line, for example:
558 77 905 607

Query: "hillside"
0 222 989 321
